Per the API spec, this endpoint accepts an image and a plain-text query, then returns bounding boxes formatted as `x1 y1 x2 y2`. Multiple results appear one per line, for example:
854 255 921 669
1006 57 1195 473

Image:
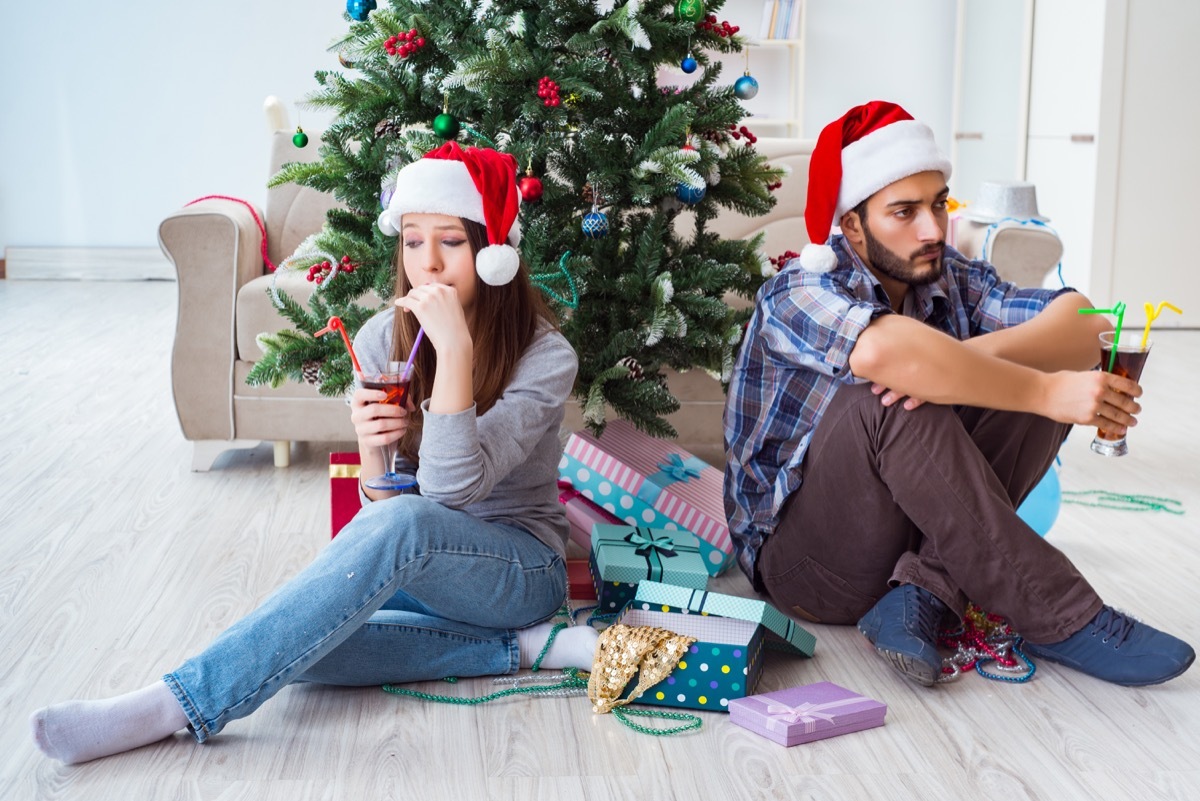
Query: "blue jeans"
163 494 566 743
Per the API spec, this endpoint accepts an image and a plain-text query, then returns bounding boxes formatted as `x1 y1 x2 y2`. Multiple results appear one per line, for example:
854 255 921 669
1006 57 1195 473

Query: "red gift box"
567 558 596 600
330 452 362 538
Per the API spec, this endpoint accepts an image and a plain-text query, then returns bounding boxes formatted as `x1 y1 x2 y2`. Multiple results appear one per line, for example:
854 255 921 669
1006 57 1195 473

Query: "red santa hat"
378 141 522 286
799 100 952 272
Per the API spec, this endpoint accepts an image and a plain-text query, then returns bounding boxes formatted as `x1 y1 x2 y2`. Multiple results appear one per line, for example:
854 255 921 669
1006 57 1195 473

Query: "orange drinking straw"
314 316 363 374
1078 302 1126 371
1140 302 1183 349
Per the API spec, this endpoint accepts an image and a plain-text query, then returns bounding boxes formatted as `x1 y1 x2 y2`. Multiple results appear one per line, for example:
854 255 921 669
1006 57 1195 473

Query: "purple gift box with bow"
727 682 887 746
558 420 734 576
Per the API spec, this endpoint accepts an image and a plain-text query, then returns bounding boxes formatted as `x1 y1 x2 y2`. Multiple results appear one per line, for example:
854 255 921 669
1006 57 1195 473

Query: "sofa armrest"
158 199 267 441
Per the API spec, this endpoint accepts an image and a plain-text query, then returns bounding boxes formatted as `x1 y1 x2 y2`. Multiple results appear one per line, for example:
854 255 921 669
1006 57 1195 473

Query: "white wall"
0 0 338 251
0 0 957 252
803 0 957 146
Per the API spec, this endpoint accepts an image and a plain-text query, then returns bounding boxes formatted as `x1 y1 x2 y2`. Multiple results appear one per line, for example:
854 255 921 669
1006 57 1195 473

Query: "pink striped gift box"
560 420 733 575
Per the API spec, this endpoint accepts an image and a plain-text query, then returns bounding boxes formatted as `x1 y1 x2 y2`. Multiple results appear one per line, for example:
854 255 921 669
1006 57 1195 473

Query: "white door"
1024 0 1106 294
950 0 1030 201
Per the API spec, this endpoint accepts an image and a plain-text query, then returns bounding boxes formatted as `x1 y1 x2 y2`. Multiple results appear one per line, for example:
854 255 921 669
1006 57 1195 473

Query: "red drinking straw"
314 316 363 374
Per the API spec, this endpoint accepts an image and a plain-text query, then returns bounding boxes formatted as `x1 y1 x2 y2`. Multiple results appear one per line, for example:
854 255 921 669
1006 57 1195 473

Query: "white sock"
517 622 599 670
30 681 190 764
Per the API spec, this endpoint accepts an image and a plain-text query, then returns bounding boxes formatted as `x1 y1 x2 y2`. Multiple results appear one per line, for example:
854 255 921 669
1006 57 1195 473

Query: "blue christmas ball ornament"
681 56 698 74
346 0 376 22
582 210 609 239
734 73 760 100
676 182 706 204
1016 464 1061 537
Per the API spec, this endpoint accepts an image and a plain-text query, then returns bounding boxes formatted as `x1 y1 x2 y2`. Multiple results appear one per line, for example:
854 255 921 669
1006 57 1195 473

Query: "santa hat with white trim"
378 141 522 286
799 100 952 272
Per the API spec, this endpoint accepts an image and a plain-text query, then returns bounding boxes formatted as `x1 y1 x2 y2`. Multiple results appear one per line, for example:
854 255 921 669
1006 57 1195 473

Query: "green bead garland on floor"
1061 490 1184 514
382 622 703 736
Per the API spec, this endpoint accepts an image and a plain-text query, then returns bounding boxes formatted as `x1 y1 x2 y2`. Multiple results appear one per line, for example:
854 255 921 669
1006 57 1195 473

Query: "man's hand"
871 383 926 410
1041 370 1142 433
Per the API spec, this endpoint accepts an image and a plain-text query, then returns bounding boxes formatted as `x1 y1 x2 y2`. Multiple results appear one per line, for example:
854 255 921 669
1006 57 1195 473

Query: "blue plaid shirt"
722 234 1072 585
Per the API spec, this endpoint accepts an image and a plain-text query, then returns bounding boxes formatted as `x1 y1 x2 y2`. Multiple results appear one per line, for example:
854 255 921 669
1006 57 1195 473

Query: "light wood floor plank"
2 280 1198 800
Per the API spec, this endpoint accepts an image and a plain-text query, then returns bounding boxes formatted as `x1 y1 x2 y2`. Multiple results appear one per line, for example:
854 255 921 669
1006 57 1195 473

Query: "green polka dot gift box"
618 581 817 712
589 524 709 615
558 420 734 577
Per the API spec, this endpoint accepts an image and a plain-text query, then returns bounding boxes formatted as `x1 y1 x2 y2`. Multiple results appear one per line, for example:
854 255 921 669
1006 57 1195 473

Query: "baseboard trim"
4 247 174 281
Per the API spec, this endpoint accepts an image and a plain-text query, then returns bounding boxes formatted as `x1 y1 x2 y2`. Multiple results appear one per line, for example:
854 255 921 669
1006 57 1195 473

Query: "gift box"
567 558 596 601
558 480 624 553
728 682 887 746
559 420 734 576
330 452 363 538
616 581 817 712
590 525 708 613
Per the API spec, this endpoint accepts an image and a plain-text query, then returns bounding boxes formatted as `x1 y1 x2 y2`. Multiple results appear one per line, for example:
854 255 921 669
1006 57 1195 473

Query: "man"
723 100 1193 687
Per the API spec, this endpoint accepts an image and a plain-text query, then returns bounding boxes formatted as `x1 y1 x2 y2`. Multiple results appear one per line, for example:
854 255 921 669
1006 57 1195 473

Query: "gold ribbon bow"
587 623 696 714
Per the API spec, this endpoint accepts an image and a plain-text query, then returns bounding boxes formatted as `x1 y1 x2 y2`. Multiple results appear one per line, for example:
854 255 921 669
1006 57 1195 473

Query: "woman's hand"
394 283 472 355
395 283 475 415
350 387 413 449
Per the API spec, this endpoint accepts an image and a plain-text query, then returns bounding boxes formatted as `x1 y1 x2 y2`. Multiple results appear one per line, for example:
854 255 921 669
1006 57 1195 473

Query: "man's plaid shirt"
722 234 1072 585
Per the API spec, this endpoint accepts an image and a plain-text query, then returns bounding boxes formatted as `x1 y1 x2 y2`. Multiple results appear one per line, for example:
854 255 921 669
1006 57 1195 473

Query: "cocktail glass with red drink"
359 361 418 491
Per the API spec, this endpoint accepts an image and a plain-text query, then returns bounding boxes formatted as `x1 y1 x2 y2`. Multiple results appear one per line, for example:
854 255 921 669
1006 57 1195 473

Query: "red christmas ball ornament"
519 173 544 202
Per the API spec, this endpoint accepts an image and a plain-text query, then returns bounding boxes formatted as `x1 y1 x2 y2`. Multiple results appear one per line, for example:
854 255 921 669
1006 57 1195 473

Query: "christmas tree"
250 0 783 437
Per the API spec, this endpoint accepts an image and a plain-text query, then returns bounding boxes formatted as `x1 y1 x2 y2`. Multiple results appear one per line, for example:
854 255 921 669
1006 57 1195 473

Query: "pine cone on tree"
301 360 323 386
619 356 644 380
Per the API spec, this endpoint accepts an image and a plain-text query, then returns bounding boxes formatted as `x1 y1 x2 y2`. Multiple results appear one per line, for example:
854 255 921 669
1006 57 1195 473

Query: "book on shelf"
786 0 803 39
759 0 777 40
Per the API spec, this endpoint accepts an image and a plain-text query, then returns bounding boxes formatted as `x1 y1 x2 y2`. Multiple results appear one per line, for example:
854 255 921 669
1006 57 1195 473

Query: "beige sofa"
158 134 814 470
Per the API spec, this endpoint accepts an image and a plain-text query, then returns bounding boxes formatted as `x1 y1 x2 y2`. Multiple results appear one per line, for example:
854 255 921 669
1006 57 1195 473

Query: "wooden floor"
2 279 1198 801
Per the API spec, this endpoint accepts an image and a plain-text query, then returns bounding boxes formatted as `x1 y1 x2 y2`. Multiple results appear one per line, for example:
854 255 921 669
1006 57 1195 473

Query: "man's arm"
847 314 1143 429
962 291 1111 372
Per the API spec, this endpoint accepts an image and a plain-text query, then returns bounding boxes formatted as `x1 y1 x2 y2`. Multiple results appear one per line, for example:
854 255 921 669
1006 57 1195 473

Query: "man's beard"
862 220 945 287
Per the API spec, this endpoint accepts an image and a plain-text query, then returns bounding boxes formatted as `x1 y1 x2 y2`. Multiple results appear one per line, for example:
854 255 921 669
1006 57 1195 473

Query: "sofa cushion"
265 130 343 267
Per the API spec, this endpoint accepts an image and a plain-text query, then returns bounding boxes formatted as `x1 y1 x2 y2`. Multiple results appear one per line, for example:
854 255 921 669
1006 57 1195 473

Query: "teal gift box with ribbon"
590 525 708 613
559 420 734 576
617 581 818 712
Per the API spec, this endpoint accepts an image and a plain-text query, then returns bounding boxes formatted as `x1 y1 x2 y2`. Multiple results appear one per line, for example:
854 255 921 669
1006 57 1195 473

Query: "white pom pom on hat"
801 100 952 272
377 141 522 285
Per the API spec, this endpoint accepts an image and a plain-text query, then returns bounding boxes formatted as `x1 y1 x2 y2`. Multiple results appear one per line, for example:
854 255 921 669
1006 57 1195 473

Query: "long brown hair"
389 218 558 460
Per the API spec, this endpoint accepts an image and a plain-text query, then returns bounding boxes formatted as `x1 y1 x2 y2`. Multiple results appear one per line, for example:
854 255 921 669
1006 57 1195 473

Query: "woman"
31 142 599 764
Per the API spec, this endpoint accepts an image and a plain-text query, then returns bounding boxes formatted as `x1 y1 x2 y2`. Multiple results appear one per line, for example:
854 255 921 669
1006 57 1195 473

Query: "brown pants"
759 382 1103 643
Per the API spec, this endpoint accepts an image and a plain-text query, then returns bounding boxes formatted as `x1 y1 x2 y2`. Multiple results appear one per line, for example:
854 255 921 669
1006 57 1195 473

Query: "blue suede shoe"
1022 606 1195 686
857 584 947 686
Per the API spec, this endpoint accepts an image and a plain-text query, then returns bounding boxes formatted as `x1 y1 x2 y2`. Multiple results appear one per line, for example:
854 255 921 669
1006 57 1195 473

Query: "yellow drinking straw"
1140 302 1183 349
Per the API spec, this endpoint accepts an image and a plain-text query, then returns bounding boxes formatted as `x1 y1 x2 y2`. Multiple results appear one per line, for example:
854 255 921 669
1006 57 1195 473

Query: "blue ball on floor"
1017 464 1061 537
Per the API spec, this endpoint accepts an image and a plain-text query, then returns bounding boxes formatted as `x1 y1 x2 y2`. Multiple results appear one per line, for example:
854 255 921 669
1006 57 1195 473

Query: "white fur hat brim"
834 119 952 221
377 159 522 247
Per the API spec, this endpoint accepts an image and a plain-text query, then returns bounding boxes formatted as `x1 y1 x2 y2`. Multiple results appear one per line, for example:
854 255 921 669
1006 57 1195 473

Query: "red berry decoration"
537 77 561 107
306 256 358 284
385 29 427 58
518 174 544 202
697 16 739 37
770 250 801 269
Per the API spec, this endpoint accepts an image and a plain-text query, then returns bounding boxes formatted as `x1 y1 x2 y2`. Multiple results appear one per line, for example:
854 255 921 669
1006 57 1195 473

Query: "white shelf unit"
703 1 808 138
740 35 805 136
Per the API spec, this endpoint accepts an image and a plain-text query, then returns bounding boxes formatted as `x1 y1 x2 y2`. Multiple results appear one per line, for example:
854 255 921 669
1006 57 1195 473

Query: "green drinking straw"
1079 301 1127 371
